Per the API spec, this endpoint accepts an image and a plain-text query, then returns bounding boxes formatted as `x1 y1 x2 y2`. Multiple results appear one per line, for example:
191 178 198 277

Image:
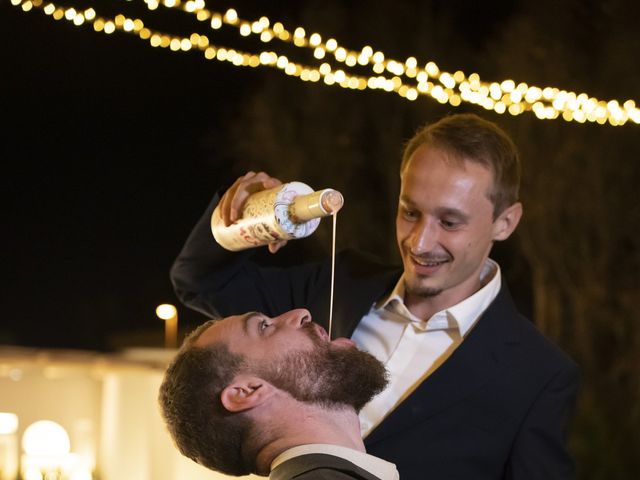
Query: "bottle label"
274 183 320 238
212 182 320 251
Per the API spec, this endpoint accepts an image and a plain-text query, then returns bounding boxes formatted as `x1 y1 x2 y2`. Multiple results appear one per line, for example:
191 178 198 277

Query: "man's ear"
220 375 275 413
492 202 523 241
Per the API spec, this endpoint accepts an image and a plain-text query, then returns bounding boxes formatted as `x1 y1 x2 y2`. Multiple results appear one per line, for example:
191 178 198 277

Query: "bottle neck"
289 189 343 223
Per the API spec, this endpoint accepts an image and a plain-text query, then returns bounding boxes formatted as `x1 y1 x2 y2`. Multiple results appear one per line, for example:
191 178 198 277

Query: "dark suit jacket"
270 453 383 480
171 195 580 480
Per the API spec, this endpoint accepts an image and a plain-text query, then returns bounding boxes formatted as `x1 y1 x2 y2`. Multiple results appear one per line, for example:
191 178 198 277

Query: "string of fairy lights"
10 0 640 126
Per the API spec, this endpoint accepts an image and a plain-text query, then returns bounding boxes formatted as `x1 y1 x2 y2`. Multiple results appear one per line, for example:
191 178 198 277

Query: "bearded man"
158 308 396 480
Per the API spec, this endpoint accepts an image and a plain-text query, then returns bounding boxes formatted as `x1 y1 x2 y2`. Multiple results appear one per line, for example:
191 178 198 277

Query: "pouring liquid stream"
328 212 337 339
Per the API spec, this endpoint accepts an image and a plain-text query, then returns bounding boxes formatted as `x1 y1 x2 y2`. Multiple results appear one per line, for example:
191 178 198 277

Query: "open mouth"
312 323 330 342
312 323 355 348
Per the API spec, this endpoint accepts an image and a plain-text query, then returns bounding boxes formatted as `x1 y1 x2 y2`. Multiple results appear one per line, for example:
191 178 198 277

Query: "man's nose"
409 219 438 253
277 308 311 327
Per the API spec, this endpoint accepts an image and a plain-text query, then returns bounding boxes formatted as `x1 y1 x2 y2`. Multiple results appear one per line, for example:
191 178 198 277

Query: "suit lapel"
365 285 523 446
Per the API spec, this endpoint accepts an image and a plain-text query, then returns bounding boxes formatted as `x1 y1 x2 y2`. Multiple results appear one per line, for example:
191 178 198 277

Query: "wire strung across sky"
10 0 640 126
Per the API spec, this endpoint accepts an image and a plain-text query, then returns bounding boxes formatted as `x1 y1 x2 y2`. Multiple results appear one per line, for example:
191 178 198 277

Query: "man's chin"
405 279 443 298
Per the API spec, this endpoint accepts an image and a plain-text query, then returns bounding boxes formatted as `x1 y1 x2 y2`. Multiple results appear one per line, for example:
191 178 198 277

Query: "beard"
252 324 388 412
402 249 452 299
404 275 443 298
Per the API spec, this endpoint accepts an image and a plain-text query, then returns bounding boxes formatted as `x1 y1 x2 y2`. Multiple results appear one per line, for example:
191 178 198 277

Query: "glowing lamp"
156 303 178 348
0 413 18 435
20 421 93 479
155 304 177 320
0 412 19 480
22 420 70 457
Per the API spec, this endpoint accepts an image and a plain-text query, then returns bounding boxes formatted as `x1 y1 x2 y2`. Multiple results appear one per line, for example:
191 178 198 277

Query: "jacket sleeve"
505 360 580 480
169 193 331 319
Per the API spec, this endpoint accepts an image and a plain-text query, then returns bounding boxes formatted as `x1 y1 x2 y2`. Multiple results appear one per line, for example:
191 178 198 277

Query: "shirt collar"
375 259 502 336
271 444 398 479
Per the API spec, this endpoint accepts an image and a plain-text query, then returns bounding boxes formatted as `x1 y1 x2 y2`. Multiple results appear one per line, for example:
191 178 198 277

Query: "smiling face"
397 145 521 317
196 309 387 411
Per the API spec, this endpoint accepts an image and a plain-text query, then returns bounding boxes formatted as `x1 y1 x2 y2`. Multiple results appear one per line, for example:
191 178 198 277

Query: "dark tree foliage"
490 1 640 477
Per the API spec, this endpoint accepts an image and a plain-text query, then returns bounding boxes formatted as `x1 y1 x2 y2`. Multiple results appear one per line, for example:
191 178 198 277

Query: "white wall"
0 348 262 480
0 360 102 475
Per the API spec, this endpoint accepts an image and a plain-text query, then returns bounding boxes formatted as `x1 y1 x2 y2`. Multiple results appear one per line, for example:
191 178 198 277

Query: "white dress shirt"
271 444 399 480
352 259 502 436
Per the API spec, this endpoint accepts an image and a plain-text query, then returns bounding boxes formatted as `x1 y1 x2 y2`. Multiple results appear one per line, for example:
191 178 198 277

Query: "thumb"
268 240 288 254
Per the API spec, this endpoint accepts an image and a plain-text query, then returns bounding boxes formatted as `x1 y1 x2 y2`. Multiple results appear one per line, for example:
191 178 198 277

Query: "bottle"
211 181 344 251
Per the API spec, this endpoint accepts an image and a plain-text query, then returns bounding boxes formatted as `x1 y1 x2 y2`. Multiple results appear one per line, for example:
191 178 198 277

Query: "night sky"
2 0 250 349
0 0 471 350
1 0 638 351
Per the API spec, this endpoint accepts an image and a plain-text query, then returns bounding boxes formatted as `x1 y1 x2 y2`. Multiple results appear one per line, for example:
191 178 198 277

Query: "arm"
170 173 331 319
505 361 580 480
170 191 254 317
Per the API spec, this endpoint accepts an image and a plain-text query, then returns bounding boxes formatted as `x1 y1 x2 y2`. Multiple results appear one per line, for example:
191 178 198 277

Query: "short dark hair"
401 113 521 217
158 320 258 476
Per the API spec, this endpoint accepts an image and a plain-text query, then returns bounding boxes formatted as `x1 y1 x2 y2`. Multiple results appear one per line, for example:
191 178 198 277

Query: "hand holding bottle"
218 171 287 253
212 171 343 253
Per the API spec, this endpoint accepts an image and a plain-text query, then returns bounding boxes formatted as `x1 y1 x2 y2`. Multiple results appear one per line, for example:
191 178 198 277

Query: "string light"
9 0 640 126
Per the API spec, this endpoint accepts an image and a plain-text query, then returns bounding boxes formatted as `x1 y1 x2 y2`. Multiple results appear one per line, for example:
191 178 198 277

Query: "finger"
228 171 260 223
268 240 287 254
229 172 279 222
220 172 255 226
262 176 282 190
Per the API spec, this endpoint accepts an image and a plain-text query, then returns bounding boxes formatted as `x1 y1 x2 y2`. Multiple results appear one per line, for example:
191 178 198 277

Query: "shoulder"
492 285 579 378
519 313 577 368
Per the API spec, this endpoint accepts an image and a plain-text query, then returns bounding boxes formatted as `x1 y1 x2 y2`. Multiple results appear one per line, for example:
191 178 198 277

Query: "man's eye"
401 208 419 221
441 219 461 230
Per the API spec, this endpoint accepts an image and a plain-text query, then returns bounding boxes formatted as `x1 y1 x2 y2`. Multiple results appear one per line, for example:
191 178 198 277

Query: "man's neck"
404 282 479 320
255 404 364 474
403 261 495 320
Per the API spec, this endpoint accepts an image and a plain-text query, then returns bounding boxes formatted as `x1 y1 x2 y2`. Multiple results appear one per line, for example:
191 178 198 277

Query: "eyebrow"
434 207 469 221
399 196 470 221
398 195 415 206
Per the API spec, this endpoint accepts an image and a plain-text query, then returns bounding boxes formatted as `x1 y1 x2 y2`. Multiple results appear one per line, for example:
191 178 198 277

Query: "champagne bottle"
211 181 343 251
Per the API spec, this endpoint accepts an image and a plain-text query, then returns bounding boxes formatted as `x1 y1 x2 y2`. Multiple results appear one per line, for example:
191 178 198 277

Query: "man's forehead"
194 315 233 347
409 144 478 169
194 312 255 347
193 321 221 347
403 145 494 189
